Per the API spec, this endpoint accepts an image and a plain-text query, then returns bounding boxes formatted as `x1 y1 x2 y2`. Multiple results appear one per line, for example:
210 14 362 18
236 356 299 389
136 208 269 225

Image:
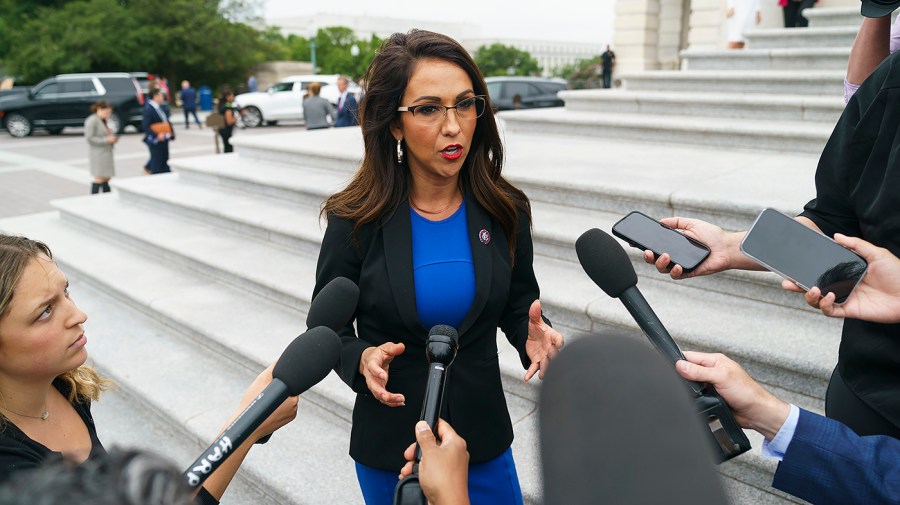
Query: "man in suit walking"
180 80 202 129
333 75 358 127
142 88 175 174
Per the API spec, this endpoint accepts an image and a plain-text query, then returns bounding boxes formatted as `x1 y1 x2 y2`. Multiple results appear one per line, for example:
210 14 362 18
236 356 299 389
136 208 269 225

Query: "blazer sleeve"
772 408 900 505
314 214 373 393
84 115 108 147
498 209 547 369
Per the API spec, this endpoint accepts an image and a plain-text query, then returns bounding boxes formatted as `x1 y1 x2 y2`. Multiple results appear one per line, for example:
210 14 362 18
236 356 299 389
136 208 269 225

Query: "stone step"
560 89 844 123
174 130 823 233
152 146 814 311
0 212 361 505
682 47 850 71
745 25 858 49
497 108 832 154
803 6 863 27
622 70 845 95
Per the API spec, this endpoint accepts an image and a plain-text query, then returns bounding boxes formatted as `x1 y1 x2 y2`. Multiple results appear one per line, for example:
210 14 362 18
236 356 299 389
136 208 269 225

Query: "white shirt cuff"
761 404 799 461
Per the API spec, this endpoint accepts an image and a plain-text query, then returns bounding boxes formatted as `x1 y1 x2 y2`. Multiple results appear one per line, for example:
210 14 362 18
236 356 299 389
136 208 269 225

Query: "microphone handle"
183 380 289 489
619 287 705 396
414 362 448 464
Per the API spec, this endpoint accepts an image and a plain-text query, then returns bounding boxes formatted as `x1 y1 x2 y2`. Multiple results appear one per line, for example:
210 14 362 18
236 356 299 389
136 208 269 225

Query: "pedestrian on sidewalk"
217 87 237 153
600 45 616 88
302 82 334 130
333 75 359 127
180 80 202 129
83 100 118 194
142 88 174 174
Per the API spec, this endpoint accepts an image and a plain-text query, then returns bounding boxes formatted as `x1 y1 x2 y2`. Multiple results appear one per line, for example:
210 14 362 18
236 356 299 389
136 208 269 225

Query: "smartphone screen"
612 211 710 272
741 208 867 304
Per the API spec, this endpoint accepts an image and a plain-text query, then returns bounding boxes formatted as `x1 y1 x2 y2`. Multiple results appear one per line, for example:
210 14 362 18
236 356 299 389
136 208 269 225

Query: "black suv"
485 77 568 111
0 72 145 137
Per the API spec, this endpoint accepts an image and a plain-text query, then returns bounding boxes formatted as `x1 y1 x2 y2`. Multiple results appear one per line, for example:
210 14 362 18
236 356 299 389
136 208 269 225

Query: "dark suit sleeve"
498 209 546 369
314 214 372 393
348 95 359 125
141 106 153 137
772 408 900 505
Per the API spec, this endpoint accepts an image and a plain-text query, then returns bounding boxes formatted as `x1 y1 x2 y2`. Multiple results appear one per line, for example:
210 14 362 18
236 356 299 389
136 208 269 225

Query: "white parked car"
234 74 361 128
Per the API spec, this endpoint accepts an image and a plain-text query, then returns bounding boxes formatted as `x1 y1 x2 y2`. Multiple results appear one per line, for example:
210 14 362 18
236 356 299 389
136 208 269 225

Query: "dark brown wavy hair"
321 29 531 260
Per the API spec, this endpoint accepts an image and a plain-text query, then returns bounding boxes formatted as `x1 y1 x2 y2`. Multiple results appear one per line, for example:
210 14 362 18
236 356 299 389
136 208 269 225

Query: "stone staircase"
0 7 865 505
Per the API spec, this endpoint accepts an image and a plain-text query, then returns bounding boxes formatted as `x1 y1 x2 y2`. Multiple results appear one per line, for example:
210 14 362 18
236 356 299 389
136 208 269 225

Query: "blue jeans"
355 447 524 505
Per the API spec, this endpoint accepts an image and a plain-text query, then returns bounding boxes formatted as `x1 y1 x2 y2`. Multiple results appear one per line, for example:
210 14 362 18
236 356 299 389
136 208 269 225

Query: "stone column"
657 0 689 70
613 0 661 73
685 0 727 52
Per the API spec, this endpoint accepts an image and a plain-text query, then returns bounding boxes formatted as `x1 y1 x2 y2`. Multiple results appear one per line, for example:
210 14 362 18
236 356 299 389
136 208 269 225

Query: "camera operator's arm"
399 420 470 505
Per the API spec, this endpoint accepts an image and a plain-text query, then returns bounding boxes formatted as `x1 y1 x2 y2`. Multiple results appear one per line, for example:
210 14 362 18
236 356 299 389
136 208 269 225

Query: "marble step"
745 25 859 49
682 47 851 71
621 70 845 95
560 89 844 123
497 108 832 154
122 156 812 311
803 6 864 27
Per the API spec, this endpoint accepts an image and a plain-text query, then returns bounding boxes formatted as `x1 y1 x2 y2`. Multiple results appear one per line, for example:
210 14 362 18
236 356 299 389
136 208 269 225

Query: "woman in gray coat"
302 82 335 130
84 100 118 194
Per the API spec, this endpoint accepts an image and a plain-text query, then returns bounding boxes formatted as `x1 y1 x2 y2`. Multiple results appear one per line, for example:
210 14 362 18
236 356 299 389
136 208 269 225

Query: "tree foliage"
474 43 540 77
0 0 274 89
553 55 603 89
0 1 385 90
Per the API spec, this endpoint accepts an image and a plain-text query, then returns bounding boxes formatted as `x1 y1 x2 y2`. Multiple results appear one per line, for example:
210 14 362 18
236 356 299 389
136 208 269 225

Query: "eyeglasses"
397 96 486 124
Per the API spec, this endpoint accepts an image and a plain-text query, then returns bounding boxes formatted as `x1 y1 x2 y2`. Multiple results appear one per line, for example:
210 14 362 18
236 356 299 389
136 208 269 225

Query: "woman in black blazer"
314 30 564 505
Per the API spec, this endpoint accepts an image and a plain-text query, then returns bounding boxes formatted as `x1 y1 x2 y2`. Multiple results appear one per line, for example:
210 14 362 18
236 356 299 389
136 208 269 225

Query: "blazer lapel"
458 190 492 335
382 201 426 338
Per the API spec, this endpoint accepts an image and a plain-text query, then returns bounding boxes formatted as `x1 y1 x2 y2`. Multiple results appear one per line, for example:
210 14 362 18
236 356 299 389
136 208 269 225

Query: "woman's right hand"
360 342 406 407
641 217 743 279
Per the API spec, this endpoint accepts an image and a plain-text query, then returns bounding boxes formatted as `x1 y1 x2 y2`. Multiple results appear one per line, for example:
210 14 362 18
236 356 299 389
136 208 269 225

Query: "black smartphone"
611 211 711 273
740 208 868 305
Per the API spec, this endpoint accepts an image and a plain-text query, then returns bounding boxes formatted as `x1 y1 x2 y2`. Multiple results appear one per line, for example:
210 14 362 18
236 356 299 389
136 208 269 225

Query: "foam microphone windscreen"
428 324 459 343
575 228 637 298
539 332 729 505
307 276 360 331
272 326 342 396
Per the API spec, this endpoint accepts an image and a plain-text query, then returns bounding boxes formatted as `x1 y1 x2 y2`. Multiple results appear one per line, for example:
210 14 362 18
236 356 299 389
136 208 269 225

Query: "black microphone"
575 227 751 462
575 228 703 395
540 333 729 505
307 276 360 331
254 276 358 445
394 325 459 505
183 326 342 489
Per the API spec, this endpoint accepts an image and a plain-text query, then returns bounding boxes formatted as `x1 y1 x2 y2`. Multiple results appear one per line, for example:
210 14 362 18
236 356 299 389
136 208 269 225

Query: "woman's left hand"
524 300 565 381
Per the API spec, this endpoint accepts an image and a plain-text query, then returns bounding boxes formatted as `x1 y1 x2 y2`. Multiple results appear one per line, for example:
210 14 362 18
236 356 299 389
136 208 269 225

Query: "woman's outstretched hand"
524 300 565 381
360 342 406 406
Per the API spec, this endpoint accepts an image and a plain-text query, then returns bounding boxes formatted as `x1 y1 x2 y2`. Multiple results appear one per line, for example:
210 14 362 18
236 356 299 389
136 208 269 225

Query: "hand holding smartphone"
740 209 868 305
612 211 711 273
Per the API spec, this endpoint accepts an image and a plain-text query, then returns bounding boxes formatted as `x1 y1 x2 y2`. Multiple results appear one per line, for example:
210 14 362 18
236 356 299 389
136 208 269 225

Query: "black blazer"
314 188 543 470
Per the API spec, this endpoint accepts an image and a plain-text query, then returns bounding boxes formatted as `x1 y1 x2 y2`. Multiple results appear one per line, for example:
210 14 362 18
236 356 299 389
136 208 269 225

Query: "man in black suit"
142 88 175 174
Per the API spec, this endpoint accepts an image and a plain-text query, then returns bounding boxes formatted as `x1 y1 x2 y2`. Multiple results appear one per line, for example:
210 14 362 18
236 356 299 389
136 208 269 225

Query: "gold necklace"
410 192 461 215
0 404 49 421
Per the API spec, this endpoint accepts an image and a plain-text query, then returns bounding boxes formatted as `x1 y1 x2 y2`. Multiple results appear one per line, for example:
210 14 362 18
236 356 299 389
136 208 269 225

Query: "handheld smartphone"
740 208 868 305
611 211 711 273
